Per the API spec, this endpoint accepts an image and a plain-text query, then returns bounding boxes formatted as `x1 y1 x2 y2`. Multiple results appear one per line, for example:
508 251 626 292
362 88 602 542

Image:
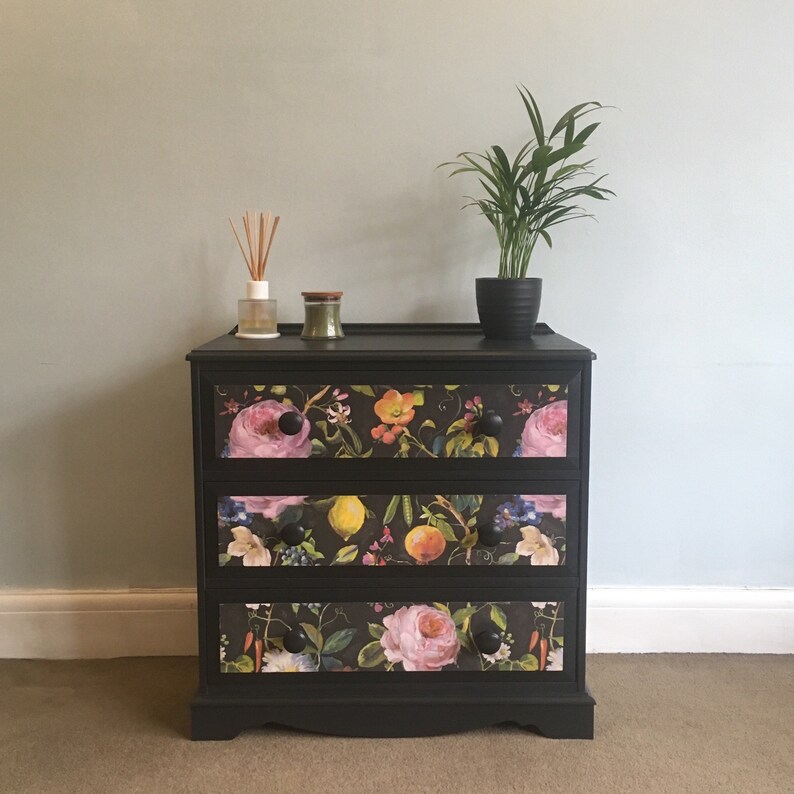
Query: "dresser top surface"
186 323 596 362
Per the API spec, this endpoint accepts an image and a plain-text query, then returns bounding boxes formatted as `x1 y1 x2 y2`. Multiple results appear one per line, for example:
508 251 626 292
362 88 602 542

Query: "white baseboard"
0 587 791 659
0 589 198 659
587 587 794 653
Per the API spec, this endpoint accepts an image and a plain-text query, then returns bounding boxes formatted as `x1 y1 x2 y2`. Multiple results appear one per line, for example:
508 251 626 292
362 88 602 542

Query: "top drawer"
202 369 582 468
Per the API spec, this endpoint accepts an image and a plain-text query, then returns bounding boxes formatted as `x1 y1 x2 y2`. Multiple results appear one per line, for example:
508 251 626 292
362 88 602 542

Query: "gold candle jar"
301 291 344 340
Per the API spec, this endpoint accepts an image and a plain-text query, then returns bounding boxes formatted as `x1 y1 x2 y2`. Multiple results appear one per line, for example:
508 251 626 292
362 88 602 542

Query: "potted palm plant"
441 87 614 339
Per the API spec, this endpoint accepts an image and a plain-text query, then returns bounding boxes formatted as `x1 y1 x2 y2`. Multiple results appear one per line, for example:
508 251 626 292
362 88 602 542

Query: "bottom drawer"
217 598 566 675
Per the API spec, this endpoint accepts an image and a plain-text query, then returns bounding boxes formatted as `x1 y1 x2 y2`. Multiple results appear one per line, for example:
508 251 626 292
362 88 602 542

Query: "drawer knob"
477 523 504 548
279 523 307 547
475 630 503 656
278 411 306 436
283 627 309 654
477 409 503 437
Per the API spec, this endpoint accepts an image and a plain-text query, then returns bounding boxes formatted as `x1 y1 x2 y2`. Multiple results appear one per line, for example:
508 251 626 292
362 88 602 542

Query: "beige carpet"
1 655 791 793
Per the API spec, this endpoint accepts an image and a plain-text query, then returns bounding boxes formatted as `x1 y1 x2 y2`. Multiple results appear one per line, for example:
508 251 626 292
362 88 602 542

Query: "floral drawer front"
219 600 565 674
214 383 568 459
218 492 567 568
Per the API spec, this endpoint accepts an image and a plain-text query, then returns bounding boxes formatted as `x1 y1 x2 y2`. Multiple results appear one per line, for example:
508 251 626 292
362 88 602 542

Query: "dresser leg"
190 711 245 741
520 701 595 739
190 724 240 741
190 696 259 741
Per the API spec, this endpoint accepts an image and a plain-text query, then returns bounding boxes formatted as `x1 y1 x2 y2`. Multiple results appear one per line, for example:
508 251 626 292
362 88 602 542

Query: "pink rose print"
521 493 566 520
228 400 311 458
520 400 567 458
380 605 460 671
231 494 307 520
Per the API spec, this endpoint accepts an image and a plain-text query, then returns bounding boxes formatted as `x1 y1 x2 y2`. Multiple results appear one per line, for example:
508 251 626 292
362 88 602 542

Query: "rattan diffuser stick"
229 211 280 280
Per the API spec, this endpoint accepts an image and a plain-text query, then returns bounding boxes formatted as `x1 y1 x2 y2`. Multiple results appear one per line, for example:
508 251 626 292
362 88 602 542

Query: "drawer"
207 374 579 462
210 483 577 575
215 597 570 675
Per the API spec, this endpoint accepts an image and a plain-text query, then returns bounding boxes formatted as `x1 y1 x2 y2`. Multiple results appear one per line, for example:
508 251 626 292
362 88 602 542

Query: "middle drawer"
206 481 578 577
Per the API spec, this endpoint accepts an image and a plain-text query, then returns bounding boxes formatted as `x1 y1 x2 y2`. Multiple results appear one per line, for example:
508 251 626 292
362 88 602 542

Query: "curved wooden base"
190 690 595 740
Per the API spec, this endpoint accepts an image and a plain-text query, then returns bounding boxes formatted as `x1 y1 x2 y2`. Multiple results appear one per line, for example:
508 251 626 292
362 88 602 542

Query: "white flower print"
260 650 318 673
515 525 559 565
546 647 563 671
227 526 271 567
483 642 511 664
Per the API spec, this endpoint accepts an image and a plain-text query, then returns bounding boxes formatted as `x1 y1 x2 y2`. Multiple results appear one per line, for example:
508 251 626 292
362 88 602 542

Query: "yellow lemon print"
328 496 366 541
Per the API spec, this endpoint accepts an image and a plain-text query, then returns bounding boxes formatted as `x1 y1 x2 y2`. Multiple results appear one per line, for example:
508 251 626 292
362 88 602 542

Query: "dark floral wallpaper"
218 492 567 568
214 383 568 459
219 600 565 674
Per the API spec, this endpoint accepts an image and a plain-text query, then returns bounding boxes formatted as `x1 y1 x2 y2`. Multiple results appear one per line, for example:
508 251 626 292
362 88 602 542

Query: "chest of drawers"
186 323 595 739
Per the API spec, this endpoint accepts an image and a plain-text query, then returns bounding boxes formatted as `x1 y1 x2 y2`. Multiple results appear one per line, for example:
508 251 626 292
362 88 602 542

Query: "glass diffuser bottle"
236 279 279 339
229 211 282 340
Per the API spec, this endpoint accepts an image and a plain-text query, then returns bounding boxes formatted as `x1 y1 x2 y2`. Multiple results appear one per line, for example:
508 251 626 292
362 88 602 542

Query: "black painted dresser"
186 323 596 739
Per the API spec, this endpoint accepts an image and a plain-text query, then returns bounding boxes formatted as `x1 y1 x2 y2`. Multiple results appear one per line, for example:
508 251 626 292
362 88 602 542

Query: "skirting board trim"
0 587 791 659
0 589 198 659
587 587 793 654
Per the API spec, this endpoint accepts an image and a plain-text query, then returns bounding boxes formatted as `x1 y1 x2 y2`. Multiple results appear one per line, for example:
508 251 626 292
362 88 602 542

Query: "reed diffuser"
229 210 281 339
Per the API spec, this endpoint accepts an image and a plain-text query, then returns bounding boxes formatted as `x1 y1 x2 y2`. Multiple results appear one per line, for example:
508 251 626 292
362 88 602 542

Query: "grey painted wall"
1 1 792 589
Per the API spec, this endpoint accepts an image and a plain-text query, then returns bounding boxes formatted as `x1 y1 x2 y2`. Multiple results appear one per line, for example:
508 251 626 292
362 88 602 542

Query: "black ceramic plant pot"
475 277 542 339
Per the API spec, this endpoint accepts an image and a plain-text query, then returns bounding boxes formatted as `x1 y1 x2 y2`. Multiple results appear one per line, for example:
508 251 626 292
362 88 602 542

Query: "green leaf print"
357 641 387 668
322 629 356 655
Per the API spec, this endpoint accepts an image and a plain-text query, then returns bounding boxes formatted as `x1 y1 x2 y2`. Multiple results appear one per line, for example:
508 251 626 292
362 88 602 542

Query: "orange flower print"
374 389 415 426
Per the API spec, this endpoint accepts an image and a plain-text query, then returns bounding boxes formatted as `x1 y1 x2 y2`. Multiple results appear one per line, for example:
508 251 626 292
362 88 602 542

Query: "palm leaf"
548 101 603 140
439 86 613 275
518 85 545 145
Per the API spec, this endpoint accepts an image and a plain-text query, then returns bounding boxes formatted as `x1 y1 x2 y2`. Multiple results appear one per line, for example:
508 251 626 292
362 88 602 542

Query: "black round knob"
279 523 306 547
477 523 504 548
283 627 308 654
477 410 503 437
475 630 503 655
278 411 305 436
